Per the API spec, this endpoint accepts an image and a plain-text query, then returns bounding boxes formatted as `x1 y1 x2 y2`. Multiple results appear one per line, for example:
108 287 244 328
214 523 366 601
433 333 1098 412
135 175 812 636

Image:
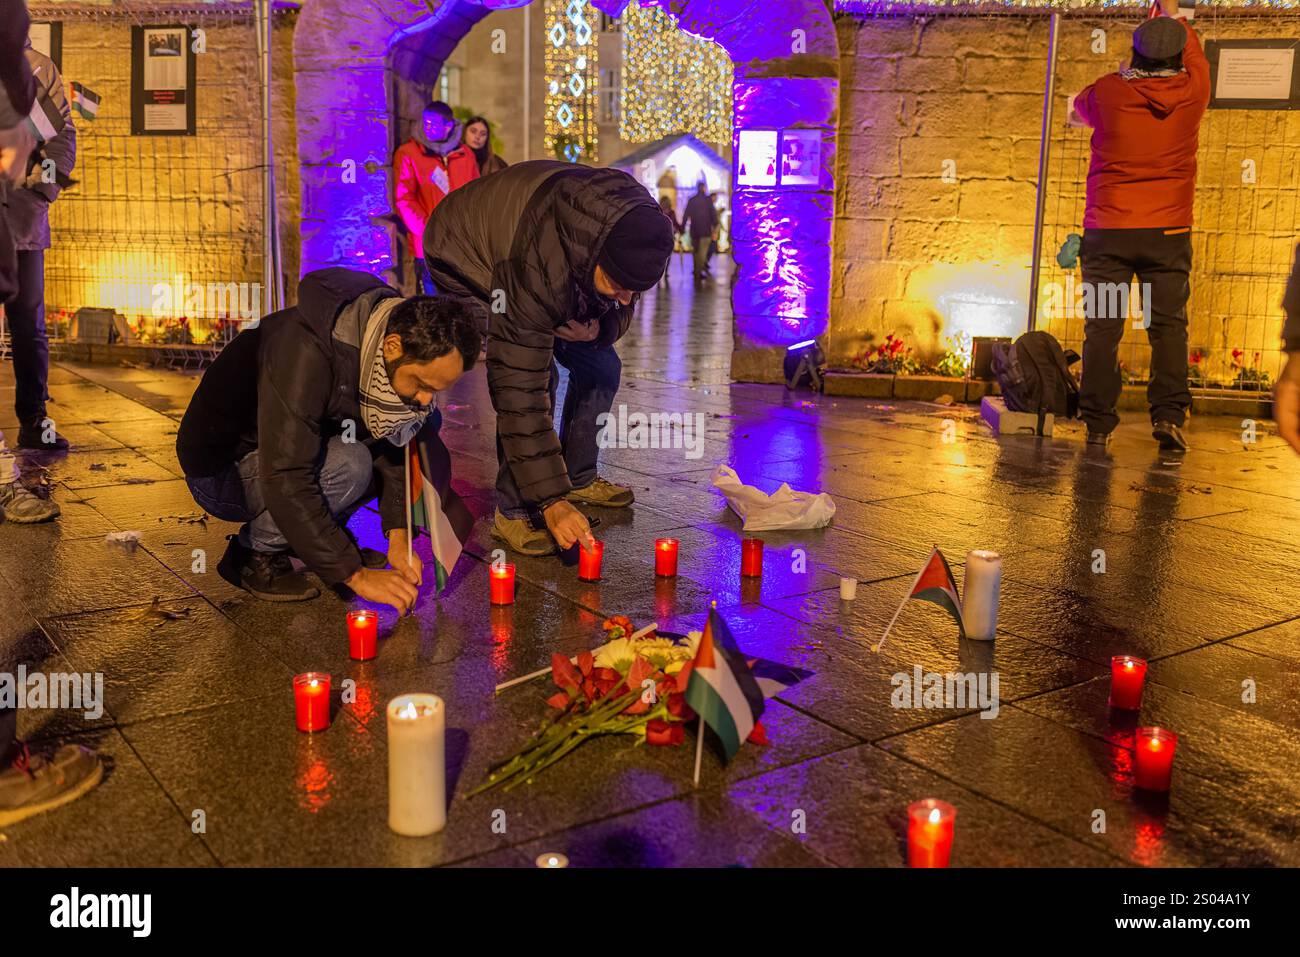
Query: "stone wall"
831 10 1300 383
28 2 300 336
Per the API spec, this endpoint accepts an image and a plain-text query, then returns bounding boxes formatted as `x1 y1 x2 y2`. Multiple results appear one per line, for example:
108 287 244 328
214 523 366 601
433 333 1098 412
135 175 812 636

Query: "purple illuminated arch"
293 0 839 379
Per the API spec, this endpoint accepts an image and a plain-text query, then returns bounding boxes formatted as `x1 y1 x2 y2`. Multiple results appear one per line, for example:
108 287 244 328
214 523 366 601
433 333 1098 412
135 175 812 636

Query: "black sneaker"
1152 420 1187 451
16 418 70 452
217 535 320 602
1086 431 1111 448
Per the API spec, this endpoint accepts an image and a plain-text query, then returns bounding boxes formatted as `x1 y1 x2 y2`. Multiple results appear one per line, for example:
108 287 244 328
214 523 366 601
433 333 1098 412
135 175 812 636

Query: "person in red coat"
1070 0 1209 451
393 101 478 294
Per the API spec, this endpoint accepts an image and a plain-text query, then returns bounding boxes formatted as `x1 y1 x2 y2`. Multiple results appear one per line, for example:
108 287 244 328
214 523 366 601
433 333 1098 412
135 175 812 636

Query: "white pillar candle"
386 693 446 836
961 550 1001 641
840 577 858 600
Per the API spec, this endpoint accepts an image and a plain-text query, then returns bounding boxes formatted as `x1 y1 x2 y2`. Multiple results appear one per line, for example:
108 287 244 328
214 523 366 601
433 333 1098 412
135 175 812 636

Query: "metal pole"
1027 11 1060 333
258 0 282 313
522 4 531 161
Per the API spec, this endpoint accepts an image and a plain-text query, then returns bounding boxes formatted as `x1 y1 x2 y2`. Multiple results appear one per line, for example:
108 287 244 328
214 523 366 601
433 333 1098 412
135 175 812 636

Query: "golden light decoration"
544 0 599 163
620 2 733 152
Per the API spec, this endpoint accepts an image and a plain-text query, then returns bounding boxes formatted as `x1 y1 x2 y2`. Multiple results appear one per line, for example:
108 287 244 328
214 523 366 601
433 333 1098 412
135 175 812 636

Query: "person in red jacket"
393 101 478 294
1070 0 1209 451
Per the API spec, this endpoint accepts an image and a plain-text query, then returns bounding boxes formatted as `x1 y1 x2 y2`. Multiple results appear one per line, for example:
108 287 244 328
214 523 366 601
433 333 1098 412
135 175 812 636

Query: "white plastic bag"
710 464 836 532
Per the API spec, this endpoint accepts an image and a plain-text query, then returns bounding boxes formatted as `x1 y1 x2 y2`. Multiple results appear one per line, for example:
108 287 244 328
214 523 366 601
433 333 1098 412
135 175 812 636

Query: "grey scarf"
333 291 428 447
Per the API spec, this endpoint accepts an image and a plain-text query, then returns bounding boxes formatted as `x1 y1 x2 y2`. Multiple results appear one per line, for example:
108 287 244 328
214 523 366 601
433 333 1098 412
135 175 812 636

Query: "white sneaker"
0 481 61 523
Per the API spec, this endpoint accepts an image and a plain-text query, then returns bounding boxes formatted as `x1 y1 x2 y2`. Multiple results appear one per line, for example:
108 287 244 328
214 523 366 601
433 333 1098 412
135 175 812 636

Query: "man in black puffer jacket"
423 160 674 556
176 269 482 611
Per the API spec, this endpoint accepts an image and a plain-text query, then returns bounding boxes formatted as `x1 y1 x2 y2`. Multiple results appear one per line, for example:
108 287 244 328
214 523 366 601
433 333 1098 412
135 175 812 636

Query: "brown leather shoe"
565 477 634 508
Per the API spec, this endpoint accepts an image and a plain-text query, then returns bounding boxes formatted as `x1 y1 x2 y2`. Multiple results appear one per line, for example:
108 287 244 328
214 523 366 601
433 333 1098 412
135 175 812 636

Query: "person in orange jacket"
1070 0 1209 452
394 101 478 294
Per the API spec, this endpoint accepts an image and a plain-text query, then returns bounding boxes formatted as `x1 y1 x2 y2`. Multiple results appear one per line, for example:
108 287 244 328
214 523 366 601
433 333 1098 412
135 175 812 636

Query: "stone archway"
293 0 839 381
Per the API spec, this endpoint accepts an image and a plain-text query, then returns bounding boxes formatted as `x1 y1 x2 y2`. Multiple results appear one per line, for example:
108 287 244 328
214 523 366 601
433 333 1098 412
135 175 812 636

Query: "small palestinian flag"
684 607 766 763
71 82 101 121
747 657 814 700
407 410 474 593
876 546 964 651
25 88 64 143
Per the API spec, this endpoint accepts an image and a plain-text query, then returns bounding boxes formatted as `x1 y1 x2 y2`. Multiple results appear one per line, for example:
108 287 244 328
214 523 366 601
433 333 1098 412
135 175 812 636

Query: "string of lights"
835 0 1299 12
544 0 598 163
619 2 732 152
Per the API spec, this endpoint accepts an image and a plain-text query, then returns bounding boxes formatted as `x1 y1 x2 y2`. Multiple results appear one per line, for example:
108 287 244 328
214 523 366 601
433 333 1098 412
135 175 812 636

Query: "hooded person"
1069 0 1209 451
423 160 675 557
393 101 479 295
175 269 483 611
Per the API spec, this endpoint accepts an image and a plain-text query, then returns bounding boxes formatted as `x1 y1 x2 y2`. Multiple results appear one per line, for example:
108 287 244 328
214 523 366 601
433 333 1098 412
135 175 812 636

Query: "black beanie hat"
598 205 675 293
1133 17 1188 61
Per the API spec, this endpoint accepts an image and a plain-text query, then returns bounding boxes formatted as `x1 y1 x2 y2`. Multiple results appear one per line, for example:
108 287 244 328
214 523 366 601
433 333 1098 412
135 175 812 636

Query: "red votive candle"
293 672 331 733
578 539 604 582
489 562 516 605
655 538 679 577
346 610 378 661
1133 727 1177 792
1109 655 1147 710
740 537 764 577
907 798 956 868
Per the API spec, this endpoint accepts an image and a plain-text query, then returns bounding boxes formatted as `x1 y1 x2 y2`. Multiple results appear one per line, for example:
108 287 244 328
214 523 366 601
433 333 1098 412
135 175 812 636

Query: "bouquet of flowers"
469 617 705 795
850 333 922 375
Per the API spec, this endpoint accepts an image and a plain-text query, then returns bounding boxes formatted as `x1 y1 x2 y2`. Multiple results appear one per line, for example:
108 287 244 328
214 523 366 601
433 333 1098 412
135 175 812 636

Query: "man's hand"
0 124 35 187
542 499 593 551
554 319 599 342
1275 352 1300 455
387 529 424 586
346 567 419 616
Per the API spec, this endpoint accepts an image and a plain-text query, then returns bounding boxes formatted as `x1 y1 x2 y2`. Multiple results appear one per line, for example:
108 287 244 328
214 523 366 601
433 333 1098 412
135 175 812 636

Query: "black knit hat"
598 205 675 292
1133 18 1188 60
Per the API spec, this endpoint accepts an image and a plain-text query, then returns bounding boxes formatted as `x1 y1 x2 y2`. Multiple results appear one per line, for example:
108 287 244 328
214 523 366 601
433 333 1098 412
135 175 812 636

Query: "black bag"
991 331 1080 433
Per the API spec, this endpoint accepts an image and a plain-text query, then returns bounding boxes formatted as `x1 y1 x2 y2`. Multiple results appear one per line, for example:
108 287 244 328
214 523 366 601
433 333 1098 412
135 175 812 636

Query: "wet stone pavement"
3 267 1299 867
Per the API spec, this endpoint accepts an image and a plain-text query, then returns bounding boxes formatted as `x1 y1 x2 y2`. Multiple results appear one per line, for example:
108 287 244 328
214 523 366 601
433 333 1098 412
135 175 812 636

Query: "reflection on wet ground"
2 264 1297 866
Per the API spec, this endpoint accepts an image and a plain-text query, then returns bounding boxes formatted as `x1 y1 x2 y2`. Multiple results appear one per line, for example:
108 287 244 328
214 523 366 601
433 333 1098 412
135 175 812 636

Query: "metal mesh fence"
10 2 267 357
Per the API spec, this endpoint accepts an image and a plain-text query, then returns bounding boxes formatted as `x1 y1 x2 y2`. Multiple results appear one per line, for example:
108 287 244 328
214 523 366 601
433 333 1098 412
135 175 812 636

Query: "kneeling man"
176 269 482 614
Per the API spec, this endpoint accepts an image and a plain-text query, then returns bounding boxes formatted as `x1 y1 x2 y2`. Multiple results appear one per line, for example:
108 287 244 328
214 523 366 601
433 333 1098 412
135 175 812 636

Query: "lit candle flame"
928 807 942 824
398 702 418 720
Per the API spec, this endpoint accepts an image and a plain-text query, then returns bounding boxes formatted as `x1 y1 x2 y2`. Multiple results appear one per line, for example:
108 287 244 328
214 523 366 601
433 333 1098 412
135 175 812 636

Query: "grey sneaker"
0 742 104 827
0 481 61 523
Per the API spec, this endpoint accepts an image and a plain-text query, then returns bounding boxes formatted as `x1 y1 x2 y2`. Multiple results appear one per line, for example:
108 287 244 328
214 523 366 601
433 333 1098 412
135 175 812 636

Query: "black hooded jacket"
423 160 654 508
176 269 410 586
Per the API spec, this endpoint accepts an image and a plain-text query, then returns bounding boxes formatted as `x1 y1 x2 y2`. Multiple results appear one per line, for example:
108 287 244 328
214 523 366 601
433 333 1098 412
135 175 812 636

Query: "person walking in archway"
682 180 717 286
394 101 478 296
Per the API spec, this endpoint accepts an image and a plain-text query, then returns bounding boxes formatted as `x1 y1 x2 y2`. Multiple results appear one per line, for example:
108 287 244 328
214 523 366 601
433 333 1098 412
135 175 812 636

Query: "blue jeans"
496 339 621 519
186 437 373 553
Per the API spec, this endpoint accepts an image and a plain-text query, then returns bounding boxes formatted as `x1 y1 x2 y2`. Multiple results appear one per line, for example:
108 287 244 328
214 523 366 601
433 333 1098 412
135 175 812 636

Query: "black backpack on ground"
990 331 1080 434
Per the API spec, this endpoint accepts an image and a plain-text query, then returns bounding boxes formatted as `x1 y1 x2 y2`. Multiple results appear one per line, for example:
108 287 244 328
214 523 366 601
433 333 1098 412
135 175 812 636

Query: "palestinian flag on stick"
407 410 473 593
684 606 766 762
25 87 64 143
71 82 101 121
875 546 964 652
747 657 814 700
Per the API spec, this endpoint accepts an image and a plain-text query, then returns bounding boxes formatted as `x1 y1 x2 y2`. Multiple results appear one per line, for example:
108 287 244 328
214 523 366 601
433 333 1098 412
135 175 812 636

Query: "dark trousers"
7 249 48 425
186 437 373 553
496 339 621 519
1079 227 1193 435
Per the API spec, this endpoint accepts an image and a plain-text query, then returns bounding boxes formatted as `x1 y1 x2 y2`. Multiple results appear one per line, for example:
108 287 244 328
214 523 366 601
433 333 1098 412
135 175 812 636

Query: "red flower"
551 653 581 693
546 691 571 710
747 720 769 746
622 656 657 714
577 651 594 677
602 615 633 635
666 692 694 721
646 718 684 746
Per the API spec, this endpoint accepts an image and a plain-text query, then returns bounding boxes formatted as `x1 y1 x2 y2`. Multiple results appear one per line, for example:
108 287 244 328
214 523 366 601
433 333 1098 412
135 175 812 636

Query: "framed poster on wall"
736 129 825 189
29 21 63 72
131 24 197 135
1206 39 1300 110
